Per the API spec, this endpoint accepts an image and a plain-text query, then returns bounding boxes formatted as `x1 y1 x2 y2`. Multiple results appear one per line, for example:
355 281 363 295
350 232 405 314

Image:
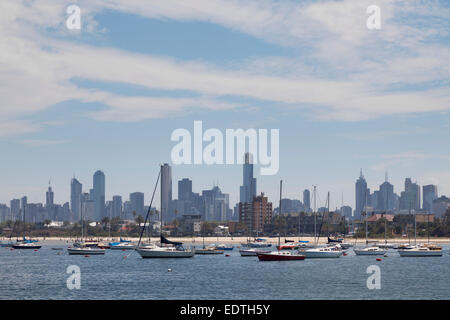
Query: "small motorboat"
216 244 234 250
239 248 271 256
67 245 106 255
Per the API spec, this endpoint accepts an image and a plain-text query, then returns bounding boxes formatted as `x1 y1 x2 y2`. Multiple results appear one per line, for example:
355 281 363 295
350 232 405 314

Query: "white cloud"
0 0 449 133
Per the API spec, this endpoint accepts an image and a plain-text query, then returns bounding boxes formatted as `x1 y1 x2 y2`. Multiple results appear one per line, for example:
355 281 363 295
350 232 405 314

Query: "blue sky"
0 0 449 211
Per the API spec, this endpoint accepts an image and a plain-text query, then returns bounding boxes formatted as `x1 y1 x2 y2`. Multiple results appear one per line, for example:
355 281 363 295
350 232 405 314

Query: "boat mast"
414 202 417 246
313 185 317 247
136 167 161 249
278 179 282 249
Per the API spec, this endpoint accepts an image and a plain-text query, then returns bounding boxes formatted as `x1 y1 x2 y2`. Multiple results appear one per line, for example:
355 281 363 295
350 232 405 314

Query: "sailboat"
195 224 224 254
398 208 442 257
353 211 386 256
135 165 195 258
299 189 342 258
67 204 105 255
12 206 41 249
256 180 306 261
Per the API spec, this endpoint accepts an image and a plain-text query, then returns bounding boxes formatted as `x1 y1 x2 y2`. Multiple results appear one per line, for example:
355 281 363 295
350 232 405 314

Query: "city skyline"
1 166 445 218
1 1 449 215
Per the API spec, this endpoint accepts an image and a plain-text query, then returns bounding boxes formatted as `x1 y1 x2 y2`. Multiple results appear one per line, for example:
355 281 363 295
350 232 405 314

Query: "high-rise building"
46 185 54 208
399 178 420 211
202 186 231 221
130 192 145 216
10 199 20 221
432 196 450 218
303 189 311 212
70 178 82 221
93 170 106 221
423 185 438 214
178 178 193 201
112 195 122 218
355 169 369 219
161 164 172 223
239 152 256 203
239 193 272 234
379 173 394 212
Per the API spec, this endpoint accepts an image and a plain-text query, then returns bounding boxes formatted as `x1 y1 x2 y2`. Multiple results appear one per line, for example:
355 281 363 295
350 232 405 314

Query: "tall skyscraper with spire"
239 152 257 203
379 171 394 212
46 183 54 208
355 169 369 219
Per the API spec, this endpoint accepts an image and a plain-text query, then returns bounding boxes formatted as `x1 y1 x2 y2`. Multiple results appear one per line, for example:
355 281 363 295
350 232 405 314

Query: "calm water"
1 243 449 300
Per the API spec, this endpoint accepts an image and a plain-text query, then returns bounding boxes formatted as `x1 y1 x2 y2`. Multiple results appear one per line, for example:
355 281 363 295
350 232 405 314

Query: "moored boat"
67 246 106 255
257 251 305 261
239 248 271 256
354 246 387 255
398 244 443 257
300 245 343 258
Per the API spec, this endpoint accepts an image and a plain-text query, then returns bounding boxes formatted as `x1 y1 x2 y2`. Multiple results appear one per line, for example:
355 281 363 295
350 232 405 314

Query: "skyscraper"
130 192 145 216
70 178 82 221
161 164 172 223
355 169 369 219
239 152 256 203
303 189 311 212
46 185 54 208
93 170 106 221
399 178 420 211
178 178 193 201
112 195 122 218
423 185 438 213
10 199 20 221
379 173 394 212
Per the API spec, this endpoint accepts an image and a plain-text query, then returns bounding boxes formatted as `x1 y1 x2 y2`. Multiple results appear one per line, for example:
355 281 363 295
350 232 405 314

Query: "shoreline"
4 236 450 245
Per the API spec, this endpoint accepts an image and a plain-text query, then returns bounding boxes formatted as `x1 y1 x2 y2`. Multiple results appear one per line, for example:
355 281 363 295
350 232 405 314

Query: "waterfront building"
239 193 272 234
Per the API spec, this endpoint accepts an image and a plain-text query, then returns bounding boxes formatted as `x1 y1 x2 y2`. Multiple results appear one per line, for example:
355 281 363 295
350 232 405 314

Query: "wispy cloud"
0 0 449 133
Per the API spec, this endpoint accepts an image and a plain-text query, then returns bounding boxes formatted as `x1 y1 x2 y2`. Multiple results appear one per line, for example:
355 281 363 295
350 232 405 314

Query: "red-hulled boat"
257 251 306 261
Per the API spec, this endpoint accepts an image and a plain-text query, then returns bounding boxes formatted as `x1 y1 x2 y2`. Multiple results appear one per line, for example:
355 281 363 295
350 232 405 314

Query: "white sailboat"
354 206 386 256
398 209 443 257
135 165 194 259
301 189 342 258
67 205 105 255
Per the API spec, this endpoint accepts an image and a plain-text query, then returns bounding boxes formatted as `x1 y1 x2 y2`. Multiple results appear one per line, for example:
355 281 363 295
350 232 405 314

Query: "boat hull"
257 252 305 261
239 249 271 256
195 249 224 254
354 248 387 256
301 250 342 258
136 248 195 258
12 244 42 249
67 248 106 255
398 250 443 257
